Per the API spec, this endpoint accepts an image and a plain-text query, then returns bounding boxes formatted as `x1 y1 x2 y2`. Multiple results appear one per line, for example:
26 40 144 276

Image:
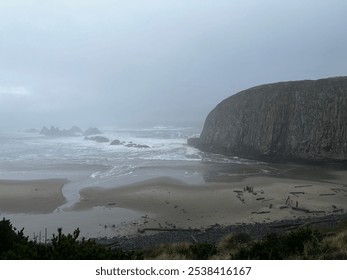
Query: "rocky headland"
40 125 84 137
39 126 101 137
190 76 347 162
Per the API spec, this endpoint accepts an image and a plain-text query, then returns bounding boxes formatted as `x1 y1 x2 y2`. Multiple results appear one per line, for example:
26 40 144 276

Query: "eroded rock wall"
197 77 347 161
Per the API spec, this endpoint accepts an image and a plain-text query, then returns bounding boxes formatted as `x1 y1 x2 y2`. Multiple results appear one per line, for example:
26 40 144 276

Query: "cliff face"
196 76 347 162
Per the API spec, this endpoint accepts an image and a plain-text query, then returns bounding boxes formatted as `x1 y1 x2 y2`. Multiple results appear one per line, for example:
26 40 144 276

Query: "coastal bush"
43 227 139 260
215 232 252 259
0 218 140 260
141 242 217 260
303 225 347 259
0 218 40 259
219 232 252 250
232 228 324 260
188 243 217 259
141 242 191 260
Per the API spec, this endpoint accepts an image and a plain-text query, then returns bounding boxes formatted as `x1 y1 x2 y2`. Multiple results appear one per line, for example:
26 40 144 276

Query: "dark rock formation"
191 76 347 162
187 137 202 148
40 126 82 137
69 125 83 135
125 142 150 148
40 126 53 136
83 127 102 136
109 139 150 148
84 136 110 143
110 139 122 145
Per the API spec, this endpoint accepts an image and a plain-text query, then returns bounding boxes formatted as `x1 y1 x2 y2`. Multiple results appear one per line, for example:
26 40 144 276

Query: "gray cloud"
1 0 347 129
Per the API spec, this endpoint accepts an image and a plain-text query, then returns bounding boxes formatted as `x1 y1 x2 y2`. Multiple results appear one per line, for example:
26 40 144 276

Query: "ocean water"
0 125 271 209
0 126 201 179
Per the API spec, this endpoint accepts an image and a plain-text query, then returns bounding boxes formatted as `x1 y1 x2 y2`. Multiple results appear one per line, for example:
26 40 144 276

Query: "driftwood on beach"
137 227 202 234
251 211 271 214
294 184 313 188
289 191 305 195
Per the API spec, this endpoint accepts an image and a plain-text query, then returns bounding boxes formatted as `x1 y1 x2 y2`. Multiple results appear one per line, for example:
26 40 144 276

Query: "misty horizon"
1 0 347 130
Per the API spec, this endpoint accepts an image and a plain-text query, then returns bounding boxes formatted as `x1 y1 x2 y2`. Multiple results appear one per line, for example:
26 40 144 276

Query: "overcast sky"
0 0 346 130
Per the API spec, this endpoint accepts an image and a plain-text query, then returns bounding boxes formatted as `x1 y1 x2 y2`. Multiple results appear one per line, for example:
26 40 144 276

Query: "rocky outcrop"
191 76 347 162
85 136 110 143
109 139 150 148
83 127 102 136
125 143 150 148
70 125 83 135
40 126 83 137
110 139 122 145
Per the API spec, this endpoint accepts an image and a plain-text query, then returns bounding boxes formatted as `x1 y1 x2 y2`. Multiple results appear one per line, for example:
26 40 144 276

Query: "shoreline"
0 178 68 214
1 169 347 239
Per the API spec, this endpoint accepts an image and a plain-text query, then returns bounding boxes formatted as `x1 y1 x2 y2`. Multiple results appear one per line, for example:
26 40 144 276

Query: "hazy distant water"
0 125 271 209
0 126 199 179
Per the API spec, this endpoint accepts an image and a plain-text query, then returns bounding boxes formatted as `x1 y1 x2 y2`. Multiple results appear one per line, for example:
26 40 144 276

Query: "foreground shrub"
141 242 191 260
0 218 36 259
188 243 217 259
0 218 140 260
233 228 324 260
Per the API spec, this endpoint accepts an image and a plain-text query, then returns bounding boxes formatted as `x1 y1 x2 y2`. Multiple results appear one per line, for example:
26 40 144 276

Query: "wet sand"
75 173 347 234
0 178 68 214
1 169 347 239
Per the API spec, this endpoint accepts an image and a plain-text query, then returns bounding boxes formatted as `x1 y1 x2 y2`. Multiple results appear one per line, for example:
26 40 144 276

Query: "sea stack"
191 76 347 162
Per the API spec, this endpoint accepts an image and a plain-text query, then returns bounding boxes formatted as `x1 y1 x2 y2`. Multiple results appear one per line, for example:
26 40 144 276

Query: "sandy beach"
0 178 142 239
1 169 347 239
74 173 347 234
0 178 68 214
